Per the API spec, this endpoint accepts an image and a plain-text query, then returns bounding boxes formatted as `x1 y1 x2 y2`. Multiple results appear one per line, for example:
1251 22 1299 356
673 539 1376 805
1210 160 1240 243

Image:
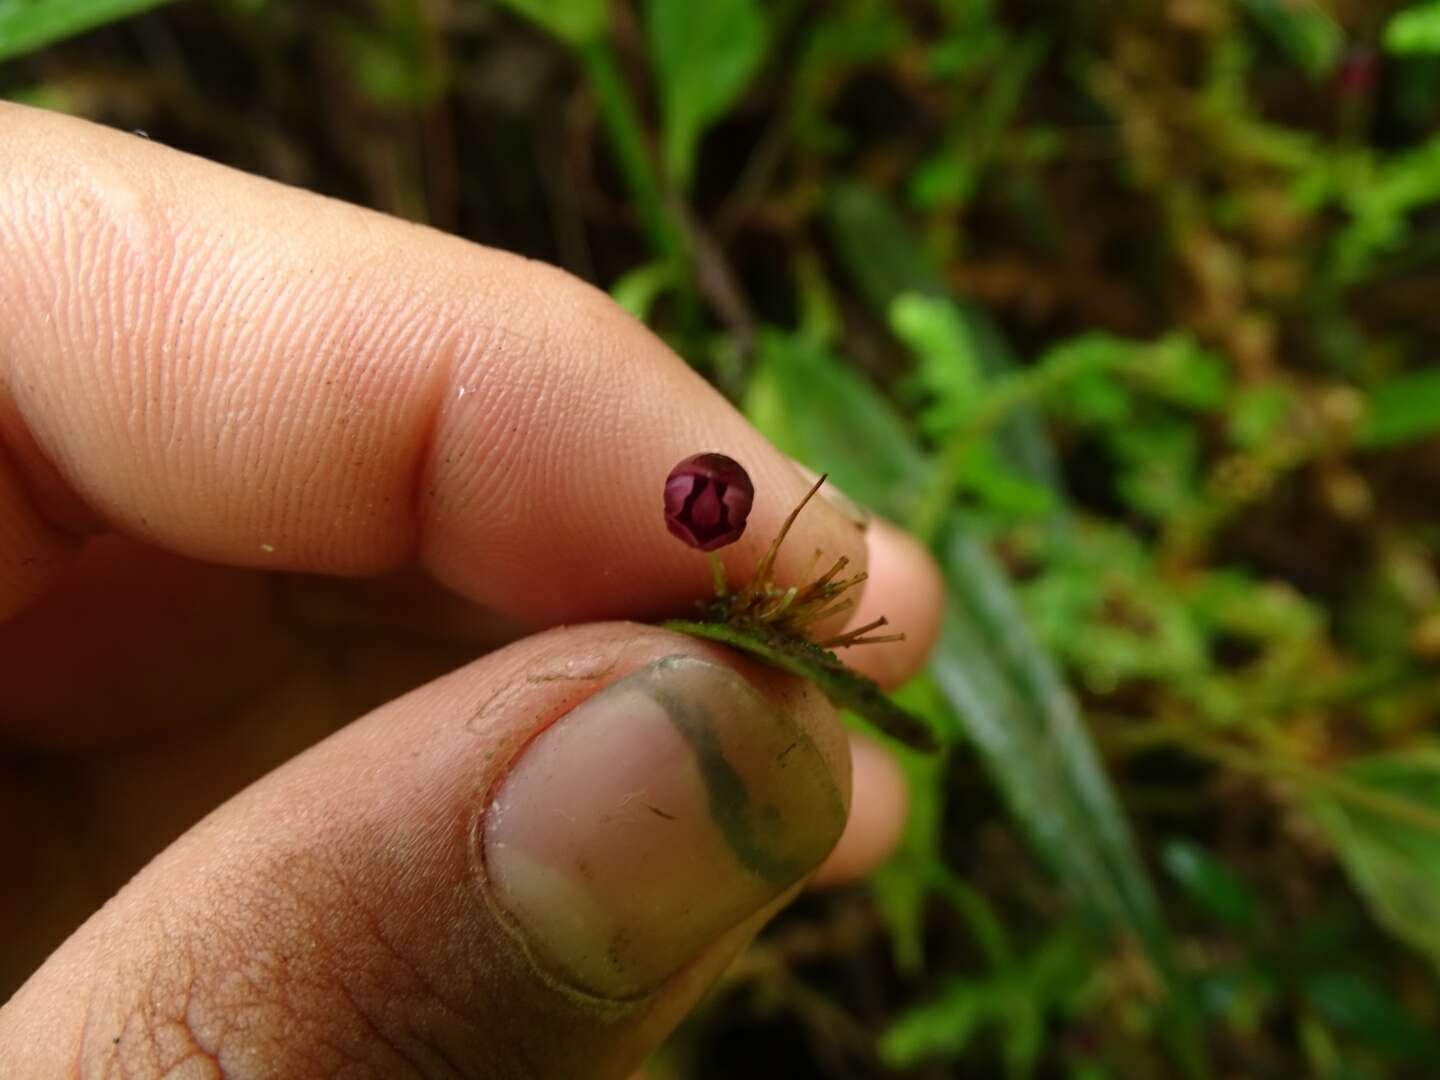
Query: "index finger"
0 103 867 633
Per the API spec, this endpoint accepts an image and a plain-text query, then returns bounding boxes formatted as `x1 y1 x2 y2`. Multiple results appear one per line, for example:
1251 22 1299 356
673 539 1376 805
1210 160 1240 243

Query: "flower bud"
664 453 754 551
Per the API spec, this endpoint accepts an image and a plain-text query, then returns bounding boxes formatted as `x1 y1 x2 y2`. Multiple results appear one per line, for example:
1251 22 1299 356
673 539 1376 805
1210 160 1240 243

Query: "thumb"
0 623 850 1078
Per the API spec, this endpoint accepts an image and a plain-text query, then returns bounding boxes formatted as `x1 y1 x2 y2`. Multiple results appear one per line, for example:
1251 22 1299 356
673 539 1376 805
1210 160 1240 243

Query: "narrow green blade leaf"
827 182 948 310
646 0 768 191
1237 0 1344 79
492 0 605 47
0 0 173 63
663 619 940 753
934 527 1182 986
1161 839 1259 932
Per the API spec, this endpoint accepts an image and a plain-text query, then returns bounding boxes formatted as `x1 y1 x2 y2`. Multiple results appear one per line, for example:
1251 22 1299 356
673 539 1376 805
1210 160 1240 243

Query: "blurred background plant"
6 0 1440 1075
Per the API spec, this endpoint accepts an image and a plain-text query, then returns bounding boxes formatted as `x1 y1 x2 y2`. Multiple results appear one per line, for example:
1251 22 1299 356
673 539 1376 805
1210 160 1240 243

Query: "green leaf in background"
805 181 1201 1063
646 0 768 192
746 325 1199 1067
1229 384 1297 449
0 0 173 63
1302 970 1440 1060
1237 0 1344 80
1385 2 1440 56
1162 838 1259 932
934 528 1189 1001
1307 744 1440 974
491 0 605 47
908 28 1047 212
1357 368 1440 449
890 293 985 438
828 182 949 309
879 978 989 1068
746 330 931 523
1332 134 1440 284
878 923 1090 1072
335 0 447 109
610 258 681 322
826 183 1066 511
1141 334 1232 410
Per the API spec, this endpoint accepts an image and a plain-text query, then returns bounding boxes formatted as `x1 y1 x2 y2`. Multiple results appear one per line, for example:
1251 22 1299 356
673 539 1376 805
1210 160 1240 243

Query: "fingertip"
835 518 944 689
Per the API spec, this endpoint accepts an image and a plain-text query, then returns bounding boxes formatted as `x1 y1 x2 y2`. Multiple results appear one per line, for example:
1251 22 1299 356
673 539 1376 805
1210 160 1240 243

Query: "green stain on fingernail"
644 662 814 885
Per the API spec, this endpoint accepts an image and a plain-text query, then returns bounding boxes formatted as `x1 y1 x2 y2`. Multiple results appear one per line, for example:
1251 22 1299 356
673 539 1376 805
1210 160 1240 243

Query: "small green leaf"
1229 384 1297 449
1357 368 1440 449
1142 335 1231 411
1162 839 1259 931
663 619 940 753
1237 0 1344 80
878 979 989 1067
746 330 931 523
1303 971 1439 1058
890 293 985 437
880 923 1091 1069
609 258 680 322
1111 419 1203 520
647 0 768 191
1306 744 1440 972
0 0 173 63
491 0 605 47
1386 2 1440 56
1332 135 1440 283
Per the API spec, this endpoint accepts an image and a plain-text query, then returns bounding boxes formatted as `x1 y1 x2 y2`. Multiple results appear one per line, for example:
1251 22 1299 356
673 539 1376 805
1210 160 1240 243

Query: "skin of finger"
0 101 865 631
0 535 915 993
831 518 945 691
0 517 937 752
0 534 518 749
0 622 850 1079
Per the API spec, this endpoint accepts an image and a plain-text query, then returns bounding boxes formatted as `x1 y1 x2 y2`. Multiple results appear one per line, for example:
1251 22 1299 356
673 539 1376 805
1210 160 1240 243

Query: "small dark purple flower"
1336 47 1379 100
664 452 754 551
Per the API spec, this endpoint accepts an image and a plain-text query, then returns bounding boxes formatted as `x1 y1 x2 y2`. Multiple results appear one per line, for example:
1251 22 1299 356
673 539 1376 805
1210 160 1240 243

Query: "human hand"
0 103 942 1077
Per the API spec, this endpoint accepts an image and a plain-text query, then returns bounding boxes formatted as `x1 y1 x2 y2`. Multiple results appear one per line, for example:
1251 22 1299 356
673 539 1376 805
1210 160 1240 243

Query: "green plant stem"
577 38 687 268
1114 721 1440 836
910 348 1124 543
927 865 1014 972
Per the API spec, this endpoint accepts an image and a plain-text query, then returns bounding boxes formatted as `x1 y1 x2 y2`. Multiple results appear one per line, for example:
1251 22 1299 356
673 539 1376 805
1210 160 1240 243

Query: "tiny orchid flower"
660 453 936 753
664 452 754 551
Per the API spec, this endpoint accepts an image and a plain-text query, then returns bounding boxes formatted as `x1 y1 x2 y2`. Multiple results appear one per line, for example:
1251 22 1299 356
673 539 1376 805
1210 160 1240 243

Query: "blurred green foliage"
8 0 1440 1075
0 0 171 63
